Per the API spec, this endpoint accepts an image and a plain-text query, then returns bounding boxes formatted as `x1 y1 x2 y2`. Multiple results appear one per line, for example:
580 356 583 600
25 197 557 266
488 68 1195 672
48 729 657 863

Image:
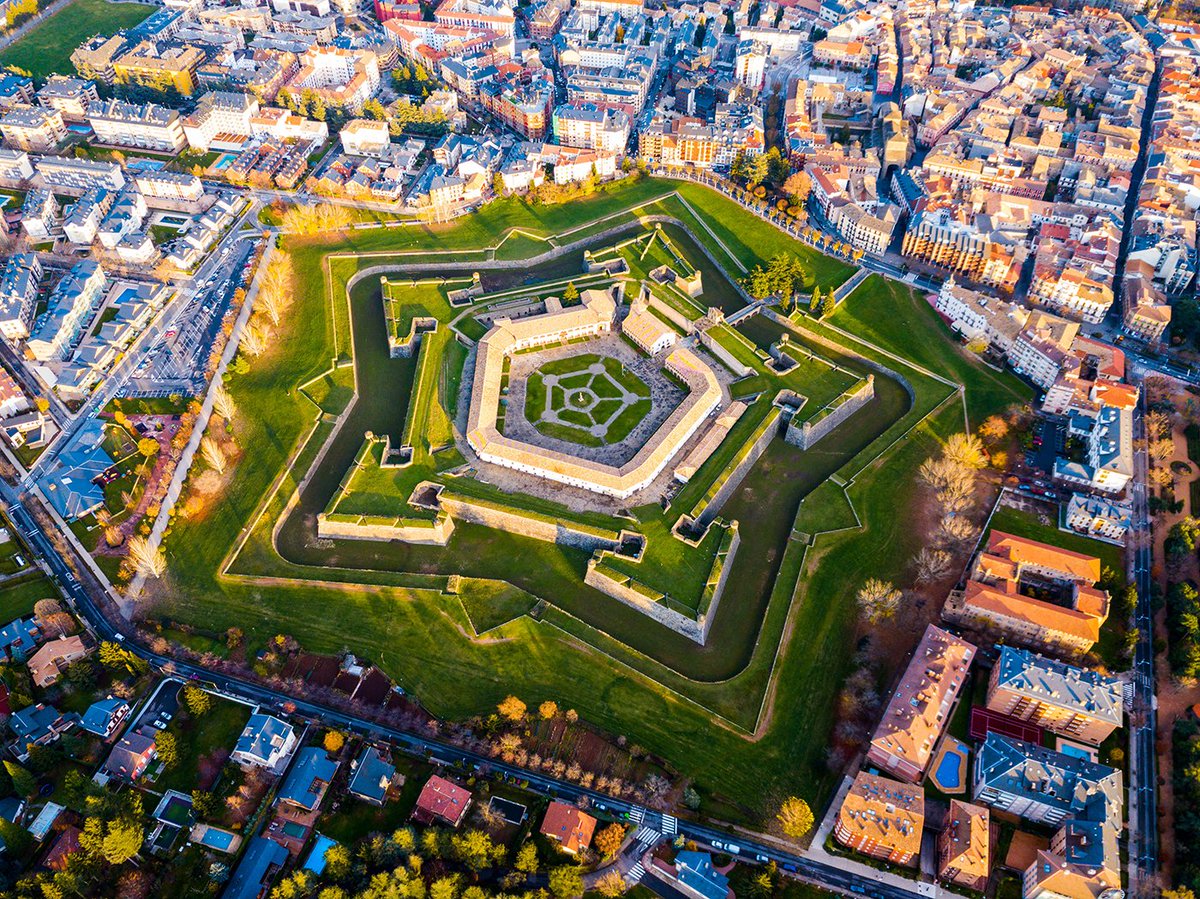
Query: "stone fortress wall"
785 375 876 450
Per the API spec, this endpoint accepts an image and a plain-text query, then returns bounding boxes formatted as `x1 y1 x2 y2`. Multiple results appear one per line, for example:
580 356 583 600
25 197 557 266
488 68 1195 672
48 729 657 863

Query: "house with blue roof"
79 697 131 740
40 417 113 520
222 836 289 899
232 712 297 770
348 745 396 805
9 704 78 754
277 747 339 813
0 617 40 661
655 851 731 899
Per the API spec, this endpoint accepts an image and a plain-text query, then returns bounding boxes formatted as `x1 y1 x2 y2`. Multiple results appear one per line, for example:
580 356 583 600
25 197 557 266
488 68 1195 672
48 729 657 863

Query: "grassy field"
0 0 154 79
153 177 1028 820
156 694 252 796
0 571 55 622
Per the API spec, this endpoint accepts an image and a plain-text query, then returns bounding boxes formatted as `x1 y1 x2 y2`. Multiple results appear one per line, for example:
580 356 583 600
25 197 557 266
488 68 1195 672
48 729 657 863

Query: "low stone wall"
316 512 455 545
646 292 696 335
785 375 876 450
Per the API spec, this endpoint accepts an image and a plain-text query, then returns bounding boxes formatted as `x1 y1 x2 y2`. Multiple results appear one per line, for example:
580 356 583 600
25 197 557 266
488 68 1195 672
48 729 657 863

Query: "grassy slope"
0 0 153 79
829 274 1030 425
156 178 1024 819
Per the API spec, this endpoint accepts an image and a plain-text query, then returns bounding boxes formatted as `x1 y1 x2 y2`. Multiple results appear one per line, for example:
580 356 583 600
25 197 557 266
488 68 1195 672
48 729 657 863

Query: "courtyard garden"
148 177 1030 822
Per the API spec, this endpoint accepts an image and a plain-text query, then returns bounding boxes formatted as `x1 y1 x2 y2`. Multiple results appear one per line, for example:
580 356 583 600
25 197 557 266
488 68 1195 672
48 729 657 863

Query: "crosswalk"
661 814 678 836
626 861 646 882
628 806 646 824
634 826 661 850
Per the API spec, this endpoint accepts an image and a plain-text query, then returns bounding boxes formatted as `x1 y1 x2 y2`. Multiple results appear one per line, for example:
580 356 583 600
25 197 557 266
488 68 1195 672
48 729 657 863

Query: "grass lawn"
156 695 252 796
153 177 1017 820
0 0 154 79
0 571 56 621
829 274 1030 425
318 755 431 844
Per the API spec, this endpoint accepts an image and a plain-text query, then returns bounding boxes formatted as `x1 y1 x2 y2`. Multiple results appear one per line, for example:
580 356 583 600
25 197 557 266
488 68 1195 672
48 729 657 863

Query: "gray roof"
992 645 1123 726
975 733 1122 821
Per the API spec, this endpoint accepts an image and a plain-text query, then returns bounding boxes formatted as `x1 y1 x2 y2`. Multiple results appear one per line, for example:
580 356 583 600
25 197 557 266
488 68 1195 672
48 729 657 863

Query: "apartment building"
1007 312 1079 391
181 91 261 152
287 46 380 112
112 40 206 96
834 772 924 866
27 261 107 362
551 103 629 154
812 38 871 69
479 71 554 140
1064 494 1131 542
63 188 115 246
937 800 990 892
735 39 767 92
865 624 975 783
433 0 516 50
986 646 1122 746
1054 402 1134 495
35 76 98 122
33 156 126 194
942 531 1110 655
20 188 57 241
71 33 130 85
0 253 42 341
576 0 642 15
339 119 391 156
973 733 1121 827
0 148 33 183
0 106 67 152
87 100 186 153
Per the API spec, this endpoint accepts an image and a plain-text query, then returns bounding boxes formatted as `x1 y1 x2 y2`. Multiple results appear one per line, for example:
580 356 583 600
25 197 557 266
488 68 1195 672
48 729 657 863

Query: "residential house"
102 729 157 781
0 617 40 660
9 704 78 750
224 836 290 899
866 624 975 783
412 774 472 827
232 712 298 769
79 697 131 739
1064 495 1131 542
277 747 339 812
652 850 732 899
27 634 91 688
986 646 1123 745
540 801 596 854
347 746 396 805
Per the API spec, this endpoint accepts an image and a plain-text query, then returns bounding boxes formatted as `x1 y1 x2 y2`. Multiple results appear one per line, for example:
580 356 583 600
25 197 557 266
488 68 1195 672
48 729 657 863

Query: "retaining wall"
437 492 624 551
316 512 455 544
686 404 783 528
785 375 876 450
697 329 753 377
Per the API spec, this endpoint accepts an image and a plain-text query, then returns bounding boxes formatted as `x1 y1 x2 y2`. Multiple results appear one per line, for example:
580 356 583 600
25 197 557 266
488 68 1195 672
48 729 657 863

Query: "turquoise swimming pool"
212 153 237 171
935 749 963 789
303 834 338 875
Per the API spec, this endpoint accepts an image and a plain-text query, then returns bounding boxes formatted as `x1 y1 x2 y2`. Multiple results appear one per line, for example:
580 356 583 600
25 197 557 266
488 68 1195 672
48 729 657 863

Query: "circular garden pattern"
524 353 653 447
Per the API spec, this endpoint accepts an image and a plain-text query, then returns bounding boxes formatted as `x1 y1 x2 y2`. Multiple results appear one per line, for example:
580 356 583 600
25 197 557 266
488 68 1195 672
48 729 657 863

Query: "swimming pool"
211 153 237 171
303 834 338 875
935 749 963 789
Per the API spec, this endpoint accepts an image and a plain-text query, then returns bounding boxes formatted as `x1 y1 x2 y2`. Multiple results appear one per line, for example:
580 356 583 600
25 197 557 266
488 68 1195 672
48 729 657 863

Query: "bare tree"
856 578 903 623
127 536 167 579
936 514 977 547
914 547 953 583
213 384 237 422
1147 410 1172 441
936 479 975 514
200 436 227 474
1149 466 1175 488
1150 438 1175 463
240 323 268 357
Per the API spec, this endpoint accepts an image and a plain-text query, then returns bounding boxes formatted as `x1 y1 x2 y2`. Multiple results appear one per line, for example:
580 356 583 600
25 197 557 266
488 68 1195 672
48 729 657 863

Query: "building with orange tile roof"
938 800 990 891
942 532 1109 655
834 772 924 866
539 801 597 854
866 624 975 783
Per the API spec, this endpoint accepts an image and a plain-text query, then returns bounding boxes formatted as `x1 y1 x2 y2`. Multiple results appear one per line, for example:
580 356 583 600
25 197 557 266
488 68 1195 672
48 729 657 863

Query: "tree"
821 289 835 318
127 535 167 579
323 730 345 753
213 383 237 422
514 841 539 873
943 432 987 469
200 435 227 474
936 514 977 547
1150 438 1175 463
776 796 814 838
978 415 1009 443
183 685 212 717
192 790 220 819
744 152 769 187
548 866 584 899
593 823 625 858
137 437 159 460
856 578 902 623
452 829 496 872
562 282 580 304
4 761 35 798
497 695 527 721
594 871 627 898
913 547 952 584
430 876 460 899
156 731 179 769
538 700 558 720
95 817 143 865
